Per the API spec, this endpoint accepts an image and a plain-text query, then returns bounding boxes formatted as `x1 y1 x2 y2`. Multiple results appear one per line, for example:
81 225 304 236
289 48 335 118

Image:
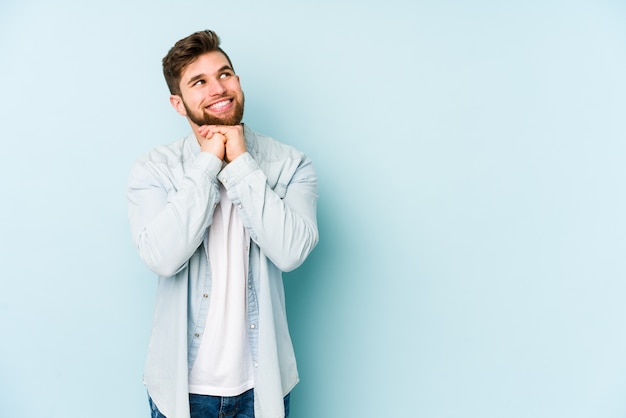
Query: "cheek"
227 79 243 93
183 95 204 111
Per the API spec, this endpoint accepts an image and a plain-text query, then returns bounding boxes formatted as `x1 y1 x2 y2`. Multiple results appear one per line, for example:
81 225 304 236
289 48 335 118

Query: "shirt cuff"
218 152 258 189
193 151 224 180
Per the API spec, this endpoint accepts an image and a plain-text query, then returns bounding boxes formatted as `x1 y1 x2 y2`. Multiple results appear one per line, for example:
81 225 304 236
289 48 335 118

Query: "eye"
219 71 233 79
193 79 205 86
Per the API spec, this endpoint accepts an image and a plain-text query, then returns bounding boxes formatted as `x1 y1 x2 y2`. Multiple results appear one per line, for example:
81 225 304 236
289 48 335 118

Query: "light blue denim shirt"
127 125 319 418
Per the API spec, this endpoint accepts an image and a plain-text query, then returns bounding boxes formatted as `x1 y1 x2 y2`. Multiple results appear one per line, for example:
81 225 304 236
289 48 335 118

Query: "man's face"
172 51 244 126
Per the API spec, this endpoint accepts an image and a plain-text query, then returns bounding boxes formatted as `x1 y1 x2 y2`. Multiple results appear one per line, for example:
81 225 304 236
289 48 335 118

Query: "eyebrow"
185 65 234 86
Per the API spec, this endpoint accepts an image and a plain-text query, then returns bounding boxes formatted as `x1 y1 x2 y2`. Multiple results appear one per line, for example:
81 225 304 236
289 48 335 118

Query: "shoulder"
128 135 199 188
135 135 191 167
244 125 307 163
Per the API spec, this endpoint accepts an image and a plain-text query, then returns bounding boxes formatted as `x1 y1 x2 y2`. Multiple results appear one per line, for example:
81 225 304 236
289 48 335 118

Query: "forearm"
127 152 222 276
219 152 319 272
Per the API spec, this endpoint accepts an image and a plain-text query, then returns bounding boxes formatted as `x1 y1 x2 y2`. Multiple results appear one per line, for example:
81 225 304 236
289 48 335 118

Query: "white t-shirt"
188 183 254 396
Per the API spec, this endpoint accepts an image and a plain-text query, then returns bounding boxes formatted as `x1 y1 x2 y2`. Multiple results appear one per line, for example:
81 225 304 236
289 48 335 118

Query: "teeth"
210 99 231 110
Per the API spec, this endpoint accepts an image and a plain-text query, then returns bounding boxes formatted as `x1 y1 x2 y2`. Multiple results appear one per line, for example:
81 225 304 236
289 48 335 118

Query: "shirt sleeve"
218 151 319 272
127 151 223 277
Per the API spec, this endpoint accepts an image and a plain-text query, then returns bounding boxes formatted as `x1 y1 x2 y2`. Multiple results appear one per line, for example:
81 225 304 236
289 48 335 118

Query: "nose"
208 78 226 96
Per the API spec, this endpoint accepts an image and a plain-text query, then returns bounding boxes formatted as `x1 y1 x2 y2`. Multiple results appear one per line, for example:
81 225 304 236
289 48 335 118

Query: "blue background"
1 0 626 417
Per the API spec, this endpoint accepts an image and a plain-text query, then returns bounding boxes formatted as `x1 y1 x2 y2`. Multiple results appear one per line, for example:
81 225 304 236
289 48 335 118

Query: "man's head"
163 30 244 127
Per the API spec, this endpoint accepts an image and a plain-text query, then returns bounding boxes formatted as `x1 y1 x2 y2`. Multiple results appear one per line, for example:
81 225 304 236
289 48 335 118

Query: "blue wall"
1 1 626 417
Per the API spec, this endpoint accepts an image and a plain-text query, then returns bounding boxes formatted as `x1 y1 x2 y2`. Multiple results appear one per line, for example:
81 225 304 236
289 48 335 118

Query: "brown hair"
162 29 234 96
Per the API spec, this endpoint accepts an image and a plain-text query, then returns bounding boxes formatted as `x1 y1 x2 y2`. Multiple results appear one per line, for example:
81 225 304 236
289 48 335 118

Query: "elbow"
135 237 187 278
145 258 187 278
275 227 319 272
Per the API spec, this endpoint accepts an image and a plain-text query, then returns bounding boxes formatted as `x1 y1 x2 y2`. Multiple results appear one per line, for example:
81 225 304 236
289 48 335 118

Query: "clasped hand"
198 124 246 163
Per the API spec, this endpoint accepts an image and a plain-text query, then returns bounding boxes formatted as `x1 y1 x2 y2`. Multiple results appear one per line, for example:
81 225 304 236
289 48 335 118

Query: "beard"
184 94 245 127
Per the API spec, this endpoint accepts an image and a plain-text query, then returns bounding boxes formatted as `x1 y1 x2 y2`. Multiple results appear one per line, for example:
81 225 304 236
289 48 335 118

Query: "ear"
170 94 187 117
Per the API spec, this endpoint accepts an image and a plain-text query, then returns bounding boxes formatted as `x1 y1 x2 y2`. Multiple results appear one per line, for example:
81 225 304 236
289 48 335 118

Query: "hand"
197 126 226 160
198 124 246 163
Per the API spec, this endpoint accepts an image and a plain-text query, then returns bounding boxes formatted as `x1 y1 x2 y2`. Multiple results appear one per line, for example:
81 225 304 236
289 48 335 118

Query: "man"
127 29 319 418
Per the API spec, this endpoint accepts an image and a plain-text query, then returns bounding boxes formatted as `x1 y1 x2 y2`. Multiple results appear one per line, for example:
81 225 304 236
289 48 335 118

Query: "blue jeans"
149 389 291 418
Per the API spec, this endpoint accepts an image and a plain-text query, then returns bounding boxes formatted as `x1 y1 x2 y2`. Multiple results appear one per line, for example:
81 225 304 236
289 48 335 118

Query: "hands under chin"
198 124 246 163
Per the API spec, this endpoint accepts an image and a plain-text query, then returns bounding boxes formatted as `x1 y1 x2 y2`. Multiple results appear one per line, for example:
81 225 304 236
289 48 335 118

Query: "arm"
219 151 319 272
127 151 223 277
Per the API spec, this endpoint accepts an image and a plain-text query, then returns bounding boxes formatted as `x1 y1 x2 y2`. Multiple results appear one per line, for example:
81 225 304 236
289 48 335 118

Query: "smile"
207 99 233 112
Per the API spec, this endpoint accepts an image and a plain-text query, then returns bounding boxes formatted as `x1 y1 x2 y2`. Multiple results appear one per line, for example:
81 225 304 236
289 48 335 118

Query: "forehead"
181 51 232 81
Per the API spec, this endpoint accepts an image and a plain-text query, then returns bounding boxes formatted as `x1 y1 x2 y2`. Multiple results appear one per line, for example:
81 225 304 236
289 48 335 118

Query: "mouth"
206 98 234 113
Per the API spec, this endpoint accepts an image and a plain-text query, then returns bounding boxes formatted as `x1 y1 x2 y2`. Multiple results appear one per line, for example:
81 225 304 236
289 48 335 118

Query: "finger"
199 126 221 137
198 125 212 138
204 125 235 135
210 132 227 142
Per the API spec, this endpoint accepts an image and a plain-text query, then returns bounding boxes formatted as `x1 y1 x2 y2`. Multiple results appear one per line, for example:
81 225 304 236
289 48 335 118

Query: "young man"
127 29 319 418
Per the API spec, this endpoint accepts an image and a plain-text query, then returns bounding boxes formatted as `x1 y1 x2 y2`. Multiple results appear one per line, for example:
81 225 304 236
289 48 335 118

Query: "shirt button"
250 324 256 329
238 204 242 209
254 363 258 368
194 333 200 338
